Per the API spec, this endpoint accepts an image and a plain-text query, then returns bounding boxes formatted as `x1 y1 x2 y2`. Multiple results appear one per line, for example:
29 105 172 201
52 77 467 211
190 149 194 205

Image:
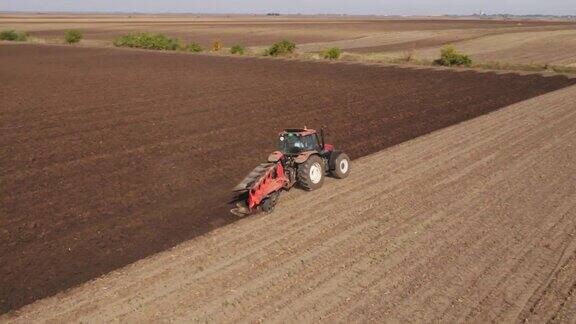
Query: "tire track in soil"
1 43 575 313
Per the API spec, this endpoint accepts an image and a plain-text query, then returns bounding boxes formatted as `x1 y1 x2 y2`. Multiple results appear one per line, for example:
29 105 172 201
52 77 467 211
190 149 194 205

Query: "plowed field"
2 14 572 47
5 83 576 323
1 43 574 313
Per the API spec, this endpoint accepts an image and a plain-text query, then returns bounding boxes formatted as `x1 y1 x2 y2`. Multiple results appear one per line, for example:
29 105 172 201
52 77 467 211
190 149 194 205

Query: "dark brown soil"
0 43 574 313
349 39 449 53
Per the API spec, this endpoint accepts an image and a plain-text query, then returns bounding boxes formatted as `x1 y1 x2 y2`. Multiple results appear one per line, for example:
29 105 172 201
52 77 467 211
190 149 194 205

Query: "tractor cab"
278 128 323 155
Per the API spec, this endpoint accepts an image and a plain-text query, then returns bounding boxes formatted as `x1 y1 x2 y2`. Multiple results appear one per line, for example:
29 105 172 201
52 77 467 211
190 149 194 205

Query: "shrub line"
4 31 575 76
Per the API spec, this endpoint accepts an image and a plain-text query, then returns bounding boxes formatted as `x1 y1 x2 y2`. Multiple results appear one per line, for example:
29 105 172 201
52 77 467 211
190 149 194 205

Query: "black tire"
330 152 351 179
261 192 280 213
297 155 325 191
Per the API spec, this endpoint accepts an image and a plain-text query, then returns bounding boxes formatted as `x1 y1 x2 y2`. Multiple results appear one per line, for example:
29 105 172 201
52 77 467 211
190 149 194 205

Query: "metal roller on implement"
231 127 351 216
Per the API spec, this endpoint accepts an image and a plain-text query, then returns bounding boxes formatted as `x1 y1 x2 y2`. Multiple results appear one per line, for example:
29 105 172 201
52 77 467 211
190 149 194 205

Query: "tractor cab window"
303 134 320 150
279 133 319 154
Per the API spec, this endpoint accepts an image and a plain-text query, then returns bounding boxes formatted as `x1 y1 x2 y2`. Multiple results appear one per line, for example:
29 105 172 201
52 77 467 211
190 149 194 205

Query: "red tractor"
231 128 351 216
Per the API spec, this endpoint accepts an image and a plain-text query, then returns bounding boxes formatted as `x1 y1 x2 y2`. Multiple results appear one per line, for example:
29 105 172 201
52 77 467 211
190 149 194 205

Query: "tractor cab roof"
281 128 317 136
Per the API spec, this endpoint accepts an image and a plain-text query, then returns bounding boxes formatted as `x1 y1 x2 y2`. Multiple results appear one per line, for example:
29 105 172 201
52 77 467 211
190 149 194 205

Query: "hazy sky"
1 0 574 16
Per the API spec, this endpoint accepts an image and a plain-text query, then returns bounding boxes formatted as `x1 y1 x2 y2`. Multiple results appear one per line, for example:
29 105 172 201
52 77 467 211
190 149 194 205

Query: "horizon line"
1 10 575 17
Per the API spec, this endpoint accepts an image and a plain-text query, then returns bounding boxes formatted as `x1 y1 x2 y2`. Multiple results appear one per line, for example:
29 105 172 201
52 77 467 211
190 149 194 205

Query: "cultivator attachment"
231 162 289 216
233 163 276 192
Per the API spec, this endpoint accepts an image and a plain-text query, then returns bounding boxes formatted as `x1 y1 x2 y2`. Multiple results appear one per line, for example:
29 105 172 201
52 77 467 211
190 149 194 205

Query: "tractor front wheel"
297 155 325 191
331 152 351 179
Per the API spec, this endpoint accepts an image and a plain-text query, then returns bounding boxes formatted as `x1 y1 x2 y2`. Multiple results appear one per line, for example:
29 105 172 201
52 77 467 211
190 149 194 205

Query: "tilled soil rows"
5 83 576 323
0 44 574 313
4 15 573 47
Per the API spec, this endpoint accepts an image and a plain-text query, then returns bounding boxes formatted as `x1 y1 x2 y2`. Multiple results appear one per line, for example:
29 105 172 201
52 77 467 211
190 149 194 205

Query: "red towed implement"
232 128 351 216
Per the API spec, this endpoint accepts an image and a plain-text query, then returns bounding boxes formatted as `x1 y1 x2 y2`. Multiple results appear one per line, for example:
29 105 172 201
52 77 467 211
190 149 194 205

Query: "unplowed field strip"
0 43 574 313
4 83 576 323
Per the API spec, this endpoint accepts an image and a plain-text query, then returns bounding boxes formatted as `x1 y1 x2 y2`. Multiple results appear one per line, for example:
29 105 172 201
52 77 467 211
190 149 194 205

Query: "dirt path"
5 84 576 323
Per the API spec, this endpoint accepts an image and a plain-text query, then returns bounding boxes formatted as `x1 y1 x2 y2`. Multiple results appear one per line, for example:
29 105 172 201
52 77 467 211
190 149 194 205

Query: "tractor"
231 128 350 216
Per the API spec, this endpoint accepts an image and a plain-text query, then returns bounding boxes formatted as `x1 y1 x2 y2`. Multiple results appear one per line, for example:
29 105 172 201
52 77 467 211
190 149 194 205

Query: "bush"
0 30 29 42
265 40 296 56
113 33 180 51
212 40 223 52
397 50 416 63
64 30 82 44
183 42 203 52
322 47 342 60
230 44 245 55
434 46 472 67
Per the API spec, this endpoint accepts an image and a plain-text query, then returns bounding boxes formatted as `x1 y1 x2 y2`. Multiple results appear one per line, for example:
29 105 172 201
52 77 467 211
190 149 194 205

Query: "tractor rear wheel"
331 152 351 179
297 155 325 191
